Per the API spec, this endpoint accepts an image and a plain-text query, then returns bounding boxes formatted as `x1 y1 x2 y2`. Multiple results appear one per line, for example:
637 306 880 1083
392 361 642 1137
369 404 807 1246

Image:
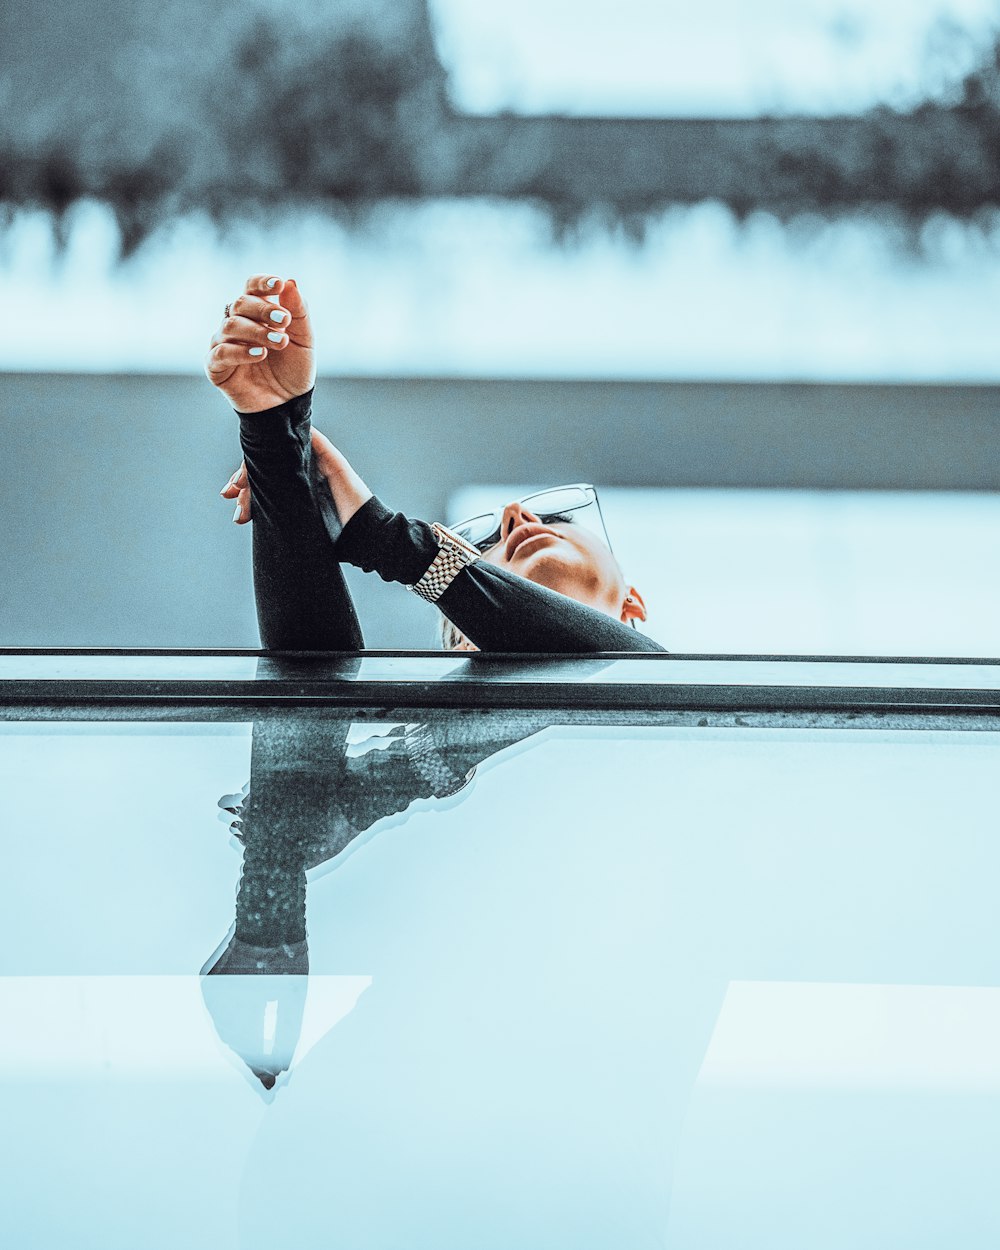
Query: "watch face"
438 524 481 559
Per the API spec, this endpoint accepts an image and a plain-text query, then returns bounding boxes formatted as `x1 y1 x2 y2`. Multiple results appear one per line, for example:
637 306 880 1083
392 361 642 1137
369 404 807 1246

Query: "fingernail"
267 330 283 343
266 277 278 288
269 309 286 323
248 346 264 356
233 504 242 523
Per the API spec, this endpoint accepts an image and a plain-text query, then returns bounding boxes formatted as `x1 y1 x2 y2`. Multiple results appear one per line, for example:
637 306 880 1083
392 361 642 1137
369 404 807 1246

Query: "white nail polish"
266 277 278 288
269 309 286 323
233 505 241 522
248 346 264 356
267 330 283 343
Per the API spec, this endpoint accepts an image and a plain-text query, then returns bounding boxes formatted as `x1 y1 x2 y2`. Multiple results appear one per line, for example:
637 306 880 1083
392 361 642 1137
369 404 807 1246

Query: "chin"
514 549 570 582
518 554 598 603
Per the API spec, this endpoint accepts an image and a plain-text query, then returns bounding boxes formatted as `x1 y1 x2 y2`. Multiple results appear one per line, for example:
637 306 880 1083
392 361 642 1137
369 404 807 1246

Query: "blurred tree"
2 0 1000 253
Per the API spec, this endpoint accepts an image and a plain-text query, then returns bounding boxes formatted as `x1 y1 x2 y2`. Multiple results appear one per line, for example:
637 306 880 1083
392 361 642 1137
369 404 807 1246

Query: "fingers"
220 463 252 523
205 341 270 379
278 278 308 323
242 273 308 321
214 312 290 348
221 298 292 338
233 483 252 524
244 273 284 297
241 273 310 346
209 276 308 376
207 279 291 382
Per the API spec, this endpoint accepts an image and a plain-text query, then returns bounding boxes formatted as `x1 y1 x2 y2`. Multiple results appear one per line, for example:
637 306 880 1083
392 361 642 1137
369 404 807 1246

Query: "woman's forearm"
255 408 666 655
334 496 667 654
237 391 363 651
309 428 373 529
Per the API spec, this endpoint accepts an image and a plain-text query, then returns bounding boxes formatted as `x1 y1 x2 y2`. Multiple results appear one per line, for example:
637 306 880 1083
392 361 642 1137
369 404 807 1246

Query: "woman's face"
478 500 635 621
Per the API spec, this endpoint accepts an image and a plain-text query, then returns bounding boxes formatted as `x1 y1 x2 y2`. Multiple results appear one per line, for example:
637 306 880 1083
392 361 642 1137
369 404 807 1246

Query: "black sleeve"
335 496 667 654
237 390 363 651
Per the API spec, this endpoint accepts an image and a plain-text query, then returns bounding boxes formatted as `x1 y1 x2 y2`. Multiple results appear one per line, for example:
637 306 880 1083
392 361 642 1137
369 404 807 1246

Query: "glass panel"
3 653 1000 692
2 709 999 1247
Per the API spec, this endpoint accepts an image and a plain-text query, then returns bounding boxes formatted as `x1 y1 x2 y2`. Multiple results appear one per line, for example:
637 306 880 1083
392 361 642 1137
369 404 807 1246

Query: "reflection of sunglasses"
449 484 614 554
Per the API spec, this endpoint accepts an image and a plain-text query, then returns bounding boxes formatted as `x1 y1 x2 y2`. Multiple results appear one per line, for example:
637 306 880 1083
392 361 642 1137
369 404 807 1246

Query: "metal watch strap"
407 523 481 604
403 724 475 798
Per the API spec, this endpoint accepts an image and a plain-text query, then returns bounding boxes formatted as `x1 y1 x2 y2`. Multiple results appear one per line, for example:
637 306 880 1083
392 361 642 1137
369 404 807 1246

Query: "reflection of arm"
229 714 559 881
302 715 562 860
336 713 557 837
336 498 667 654
252 717 556 868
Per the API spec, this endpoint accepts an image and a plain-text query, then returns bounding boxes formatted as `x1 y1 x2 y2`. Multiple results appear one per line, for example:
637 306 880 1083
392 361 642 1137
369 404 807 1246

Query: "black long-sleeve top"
237 389 666 654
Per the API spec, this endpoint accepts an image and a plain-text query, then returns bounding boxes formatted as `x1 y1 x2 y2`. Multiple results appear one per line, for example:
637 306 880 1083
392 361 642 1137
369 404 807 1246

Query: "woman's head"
480 499 646 623
439 494 647 649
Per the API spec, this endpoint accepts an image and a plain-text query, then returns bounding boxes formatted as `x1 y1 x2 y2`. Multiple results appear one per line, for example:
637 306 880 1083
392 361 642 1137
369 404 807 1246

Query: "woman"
201 276 666 1088
202 702 573 1090
206 274 665 654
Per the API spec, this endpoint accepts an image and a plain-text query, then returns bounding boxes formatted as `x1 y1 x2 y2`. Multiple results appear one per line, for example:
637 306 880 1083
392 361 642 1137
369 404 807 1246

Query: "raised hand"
205 274 315 413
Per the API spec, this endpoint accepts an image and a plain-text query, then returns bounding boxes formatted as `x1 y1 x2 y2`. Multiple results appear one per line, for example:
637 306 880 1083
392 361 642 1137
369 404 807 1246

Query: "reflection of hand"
205 274 315 413
200 940 309 1094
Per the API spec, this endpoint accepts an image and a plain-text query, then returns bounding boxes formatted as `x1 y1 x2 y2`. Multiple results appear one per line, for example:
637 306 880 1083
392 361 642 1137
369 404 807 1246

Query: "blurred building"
1 0 998 651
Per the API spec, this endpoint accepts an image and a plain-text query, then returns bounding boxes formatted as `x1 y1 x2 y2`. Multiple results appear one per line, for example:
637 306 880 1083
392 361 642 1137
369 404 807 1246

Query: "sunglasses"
449 483 614 555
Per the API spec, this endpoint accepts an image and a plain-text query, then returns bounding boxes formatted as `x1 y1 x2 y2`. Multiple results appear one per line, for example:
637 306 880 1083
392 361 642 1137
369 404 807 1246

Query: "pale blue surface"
2 716 999 1247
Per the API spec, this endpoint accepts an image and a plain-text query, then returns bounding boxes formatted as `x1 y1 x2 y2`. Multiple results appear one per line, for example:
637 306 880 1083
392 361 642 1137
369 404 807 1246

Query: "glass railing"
2 650 998 1249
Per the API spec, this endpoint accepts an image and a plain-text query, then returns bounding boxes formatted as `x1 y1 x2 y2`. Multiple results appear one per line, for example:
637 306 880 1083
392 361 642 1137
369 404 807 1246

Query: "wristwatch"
403 723 476 798
407 523 481 603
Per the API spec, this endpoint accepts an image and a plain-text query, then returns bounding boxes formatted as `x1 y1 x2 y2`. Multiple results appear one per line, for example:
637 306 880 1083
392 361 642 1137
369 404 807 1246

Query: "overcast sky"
429 0 1000 115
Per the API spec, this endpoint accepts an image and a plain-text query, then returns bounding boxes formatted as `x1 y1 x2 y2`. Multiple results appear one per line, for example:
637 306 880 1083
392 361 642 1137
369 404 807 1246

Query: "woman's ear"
620 586 647 624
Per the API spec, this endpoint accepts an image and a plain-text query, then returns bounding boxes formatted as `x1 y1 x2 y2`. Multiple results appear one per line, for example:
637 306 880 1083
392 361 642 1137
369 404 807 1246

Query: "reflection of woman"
206 274 666 654
204 707 562 1090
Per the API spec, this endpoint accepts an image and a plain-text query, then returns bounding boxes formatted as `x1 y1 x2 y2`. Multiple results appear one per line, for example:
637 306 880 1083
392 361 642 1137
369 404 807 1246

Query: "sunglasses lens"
450 513 500 548
450 486 611 553
524 488 612 549
520 486 591 516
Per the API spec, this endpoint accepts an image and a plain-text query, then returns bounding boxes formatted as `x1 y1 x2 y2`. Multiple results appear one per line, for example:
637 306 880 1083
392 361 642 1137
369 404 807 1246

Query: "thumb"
279 277 312 348
281 278 308 322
